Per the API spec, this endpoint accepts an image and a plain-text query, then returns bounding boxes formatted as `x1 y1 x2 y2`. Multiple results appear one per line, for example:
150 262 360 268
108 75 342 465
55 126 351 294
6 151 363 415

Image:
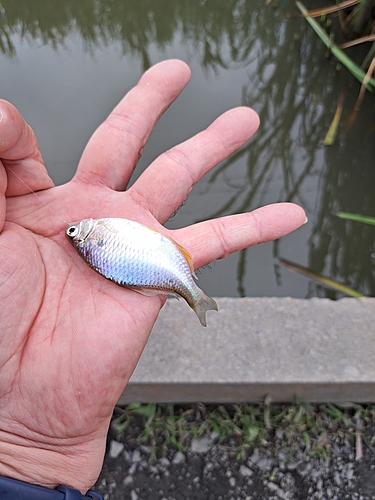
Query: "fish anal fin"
127 285 180 300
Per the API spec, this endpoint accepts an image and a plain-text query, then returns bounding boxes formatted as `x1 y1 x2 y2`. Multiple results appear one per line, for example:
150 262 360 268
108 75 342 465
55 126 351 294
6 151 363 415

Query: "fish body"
66 218 217 326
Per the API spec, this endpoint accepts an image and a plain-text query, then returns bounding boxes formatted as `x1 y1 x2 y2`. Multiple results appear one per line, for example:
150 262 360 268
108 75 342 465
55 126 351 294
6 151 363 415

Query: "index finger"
75 60 191 191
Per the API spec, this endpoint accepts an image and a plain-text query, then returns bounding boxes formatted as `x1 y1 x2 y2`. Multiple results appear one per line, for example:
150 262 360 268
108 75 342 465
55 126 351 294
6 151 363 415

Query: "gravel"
95 407 375 499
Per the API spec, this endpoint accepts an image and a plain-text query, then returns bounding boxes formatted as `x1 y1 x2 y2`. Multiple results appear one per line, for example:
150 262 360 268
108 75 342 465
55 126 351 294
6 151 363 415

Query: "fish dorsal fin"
144 224 196 276
172 240 196 276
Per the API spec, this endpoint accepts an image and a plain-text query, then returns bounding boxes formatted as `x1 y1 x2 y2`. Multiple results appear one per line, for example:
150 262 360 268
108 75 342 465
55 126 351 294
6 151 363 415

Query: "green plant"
336 212 375 226
111 402 375 462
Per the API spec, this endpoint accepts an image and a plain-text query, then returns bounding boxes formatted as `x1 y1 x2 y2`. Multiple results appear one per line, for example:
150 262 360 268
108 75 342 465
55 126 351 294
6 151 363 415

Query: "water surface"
1 0 374 298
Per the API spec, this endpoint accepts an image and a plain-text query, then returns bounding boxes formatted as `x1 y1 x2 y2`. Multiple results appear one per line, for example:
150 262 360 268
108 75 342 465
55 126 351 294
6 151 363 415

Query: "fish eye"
66 226 79 238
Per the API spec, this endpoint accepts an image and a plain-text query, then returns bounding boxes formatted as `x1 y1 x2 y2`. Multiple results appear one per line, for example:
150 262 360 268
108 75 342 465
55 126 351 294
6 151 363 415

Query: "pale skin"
0 60 306 493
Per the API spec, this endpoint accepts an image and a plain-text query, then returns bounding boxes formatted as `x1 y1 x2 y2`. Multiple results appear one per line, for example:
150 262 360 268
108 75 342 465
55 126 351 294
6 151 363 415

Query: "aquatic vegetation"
336 212 375 226
296 1 375 138
279 257 365 297
296 1 375 90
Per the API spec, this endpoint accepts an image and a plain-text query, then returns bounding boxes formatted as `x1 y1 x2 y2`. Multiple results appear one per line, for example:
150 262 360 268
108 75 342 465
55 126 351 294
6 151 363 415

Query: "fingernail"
303 216 308 225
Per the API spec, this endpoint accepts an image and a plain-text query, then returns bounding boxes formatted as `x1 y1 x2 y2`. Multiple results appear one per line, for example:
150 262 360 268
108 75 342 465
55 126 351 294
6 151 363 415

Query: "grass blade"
346 56 375 128
340 34 375 49
336 211 375 225
304 0 360 17
279 257 365 297
323 88 345 145
296 1 375 90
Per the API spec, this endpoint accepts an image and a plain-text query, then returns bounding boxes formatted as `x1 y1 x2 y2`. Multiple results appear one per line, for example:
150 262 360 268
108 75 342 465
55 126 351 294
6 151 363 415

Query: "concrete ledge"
119 297 375 404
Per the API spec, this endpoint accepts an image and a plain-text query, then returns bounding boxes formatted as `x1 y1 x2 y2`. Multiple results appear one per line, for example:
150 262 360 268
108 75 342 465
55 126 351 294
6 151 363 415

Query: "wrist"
0 431 104 494
0 475 104 499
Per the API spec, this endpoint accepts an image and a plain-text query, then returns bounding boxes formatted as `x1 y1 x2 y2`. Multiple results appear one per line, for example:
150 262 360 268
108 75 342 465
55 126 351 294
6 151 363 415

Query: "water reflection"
0 0 259 70
195 6 375 297
0 0 374 298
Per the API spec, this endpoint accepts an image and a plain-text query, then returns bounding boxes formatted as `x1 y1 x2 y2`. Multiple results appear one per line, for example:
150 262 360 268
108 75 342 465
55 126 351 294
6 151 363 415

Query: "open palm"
0 60 305 493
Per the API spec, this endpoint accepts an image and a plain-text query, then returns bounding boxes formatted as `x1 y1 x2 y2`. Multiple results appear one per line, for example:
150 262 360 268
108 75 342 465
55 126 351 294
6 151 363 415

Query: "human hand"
0 60 305 493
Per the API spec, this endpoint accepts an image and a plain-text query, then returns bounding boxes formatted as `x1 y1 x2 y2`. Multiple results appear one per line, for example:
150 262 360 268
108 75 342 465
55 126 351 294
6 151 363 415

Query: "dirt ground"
95 411 375 500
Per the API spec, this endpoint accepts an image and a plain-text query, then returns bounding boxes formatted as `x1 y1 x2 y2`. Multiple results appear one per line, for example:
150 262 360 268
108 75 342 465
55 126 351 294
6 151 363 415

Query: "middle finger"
129 107 259 224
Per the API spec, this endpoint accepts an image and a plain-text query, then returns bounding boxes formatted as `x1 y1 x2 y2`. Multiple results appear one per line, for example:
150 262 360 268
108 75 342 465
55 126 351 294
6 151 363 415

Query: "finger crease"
248 211 264 245
206 127 232 158
104 112 147 144
212 219 235 259
163 148 197 186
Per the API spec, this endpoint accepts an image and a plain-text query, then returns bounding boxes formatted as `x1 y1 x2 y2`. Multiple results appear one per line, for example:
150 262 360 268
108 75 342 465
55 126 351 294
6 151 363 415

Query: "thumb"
0 100 53 197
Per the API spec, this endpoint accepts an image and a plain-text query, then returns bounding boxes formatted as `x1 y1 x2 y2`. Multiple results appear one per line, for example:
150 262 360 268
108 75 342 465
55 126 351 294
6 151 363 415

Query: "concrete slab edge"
121 297 375 404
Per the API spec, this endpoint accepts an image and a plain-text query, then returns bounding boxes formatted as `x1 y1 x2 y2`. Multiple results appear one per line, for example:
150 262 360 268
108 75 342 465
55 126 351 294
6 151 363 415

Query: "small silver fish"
66 218 218 326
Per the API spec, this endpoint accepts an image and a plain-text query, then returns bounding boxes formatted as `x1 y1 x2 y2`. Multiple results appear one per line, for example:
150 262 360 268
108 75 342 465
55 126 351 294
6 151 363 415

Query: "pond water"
1 0 374 298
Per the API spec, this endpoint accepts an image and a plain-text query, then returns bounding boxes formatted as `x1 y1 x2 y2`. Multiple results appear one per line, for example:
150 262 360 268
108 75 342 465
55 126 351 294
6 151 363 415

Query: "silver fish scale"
76 219 198 300
67 218 218 326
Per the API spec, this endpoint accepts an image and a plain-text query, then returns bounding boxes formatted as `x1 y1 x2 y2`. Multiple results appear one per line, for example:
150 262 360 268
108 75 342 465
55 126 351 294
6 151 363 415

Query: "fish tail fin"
192 292 218 327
